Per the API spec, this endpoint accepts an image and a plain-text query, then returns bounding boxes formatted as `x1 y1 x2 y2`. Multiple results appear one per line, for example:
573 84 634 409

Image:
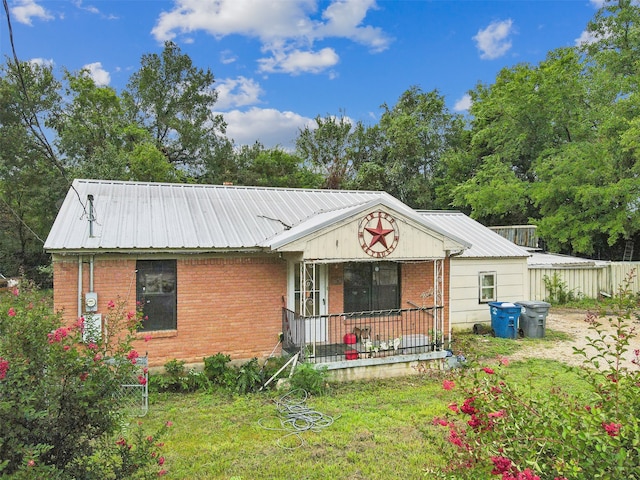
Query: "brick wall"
52 254 449 367
53 254 287 367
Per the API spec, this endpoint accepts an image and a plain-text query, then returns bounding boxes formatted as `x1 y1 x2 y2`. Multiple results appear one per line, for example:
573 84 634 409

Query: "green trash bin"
515 301 551 338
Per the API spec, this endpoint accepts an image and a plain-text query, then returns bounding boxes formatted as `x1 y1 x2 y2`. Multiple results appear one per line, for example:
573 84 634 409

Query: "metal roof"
527 251 610 268
45 180 469 253
418 211 530 258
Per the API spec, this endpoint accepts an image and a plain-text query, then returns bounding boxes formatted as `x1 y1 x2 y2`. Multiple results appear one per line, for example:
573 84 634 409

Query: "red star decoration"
365 219 394 249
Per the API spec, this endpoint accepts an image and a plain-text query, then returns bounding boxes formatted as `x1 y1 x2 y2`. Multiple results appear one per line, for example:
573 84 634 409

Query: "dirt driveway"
508 308 640 370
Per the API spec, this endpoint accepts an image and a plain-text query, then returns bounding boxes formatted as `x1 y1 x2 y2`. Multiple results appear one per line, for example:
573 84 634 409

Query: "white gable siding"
450 257 529 329
278 210 454 261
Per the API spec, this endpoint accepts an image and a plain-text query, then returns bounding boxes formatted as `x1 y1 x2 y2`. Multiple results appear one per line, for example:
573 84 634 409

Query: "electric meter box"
85 292 98 312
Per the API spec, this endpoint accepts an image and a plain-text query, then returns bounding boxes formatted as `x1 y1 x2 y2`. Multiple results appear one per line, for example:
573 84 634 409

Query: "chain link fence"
115 356 148 417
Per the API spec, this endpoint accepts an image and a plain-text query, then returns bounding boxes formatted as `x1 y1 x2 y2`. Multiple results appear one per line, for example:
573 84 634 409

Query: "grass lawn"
139 330 587 479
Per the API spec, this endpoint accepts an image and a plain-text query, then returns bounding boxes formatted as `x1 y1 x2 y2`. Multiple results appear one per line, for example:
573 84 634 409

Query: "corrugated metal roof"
527 251 610 268
45 180 470 253
418 211 530 258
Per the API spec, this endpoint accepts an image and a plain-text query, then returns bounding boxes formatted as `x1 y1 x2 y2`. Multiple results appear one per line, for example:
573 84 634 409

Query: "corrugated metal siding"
528 262 640 301
489 225 539 248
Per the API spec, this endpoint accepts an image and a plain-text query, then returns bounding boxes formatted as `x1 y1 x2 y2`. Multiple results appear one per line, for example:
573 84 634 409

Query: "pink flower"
116 437 127 446
460 397 477 415
93 353 102 362
166 421 173 427
79 372 88 381
138 375 147 386
63 345 70 351
127 311 136 321
488 410 506 418
87 342 97 350
144 334 153 342
448 403 459 413
7 307 16 317
499 356 510 366
75 317 85 330
442 379 455 390
432 417 450 427
127 350 139 364
27 459 35 467
158 470 168 477
483 367 495 374
491 456 513 475
146 435 154 443
0 358 9 380
107 300 115 309
47 327 70 344
602 421 621 437
158 456 165 466
11 288 19 296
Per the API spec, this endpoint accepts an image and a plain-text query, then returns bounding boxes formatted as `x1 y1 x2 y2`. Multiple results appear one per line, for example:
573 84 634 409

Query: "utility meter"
85 292 98 312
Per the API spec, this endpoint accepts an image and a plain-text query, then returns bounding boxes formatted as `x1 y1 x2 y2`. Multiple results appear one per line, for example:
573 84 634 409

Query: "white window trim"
479 271 497 303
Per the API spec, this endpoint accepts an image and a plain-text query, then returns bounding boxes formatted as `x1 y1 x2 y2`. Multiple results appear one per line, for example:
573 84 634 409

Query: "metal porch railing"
282 307 444 364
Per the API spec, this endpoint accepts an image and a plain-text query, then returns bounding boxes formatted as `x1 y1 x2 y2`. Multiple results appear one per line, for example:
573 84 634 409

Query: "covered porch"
281 258 449 366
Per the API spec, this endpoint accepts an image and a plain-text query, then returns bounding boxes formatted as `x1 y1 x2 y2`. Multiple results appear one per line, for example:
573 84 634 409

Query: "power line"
1 0 89 228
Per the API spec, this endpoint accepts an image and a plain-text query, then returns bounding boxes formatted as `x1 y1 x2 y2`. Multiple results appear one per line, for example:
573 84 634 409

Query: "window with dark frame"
479 271 496 303
136 260 177 331
343 262 400 313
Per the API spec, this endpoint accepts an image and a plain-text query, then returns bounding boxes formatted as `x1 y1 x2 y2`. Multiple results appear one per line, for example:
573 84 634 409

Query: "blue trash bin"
488 302 522 339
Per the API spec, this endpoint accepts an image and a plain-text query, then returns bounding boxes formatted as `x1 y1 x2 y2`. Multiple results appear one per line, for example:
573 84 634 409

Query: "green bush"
152 359 209 393
289 363 329 395
0 284 168 478
203 353 235 388
435 274 640 479
234 358 263 394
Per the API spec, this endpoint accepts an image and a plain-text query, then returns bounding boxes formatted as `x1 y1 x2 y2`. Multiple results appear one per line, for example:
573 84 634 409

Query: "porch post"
299 262 317 317
433 258 445 345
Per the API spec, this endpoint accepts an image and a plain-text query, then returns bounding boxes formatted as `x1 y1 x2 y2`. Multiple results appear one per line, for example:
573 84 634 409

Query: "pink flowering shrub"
0 283 169 478
434 274 640 479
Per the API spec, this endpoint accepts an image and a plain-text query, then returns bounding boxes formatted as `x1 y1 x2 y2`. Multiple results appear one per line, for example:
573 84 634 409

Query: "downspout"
77 255 83 319
90 255 94 292
446 250 465 350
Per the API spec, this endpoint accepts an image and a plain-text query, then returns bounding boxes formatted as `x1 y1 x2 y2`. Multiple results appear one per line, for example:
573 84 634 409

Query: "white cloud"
453 94 472 112
220 107 311 149
72 0 99 15
152 0 391 74
11 0 53 25
574 30 599 46
590 0 606 7
28 57 54 68
473 19 514 60
82 62 111 86
258 47 339 74
215 76 264 110
220 50 237 64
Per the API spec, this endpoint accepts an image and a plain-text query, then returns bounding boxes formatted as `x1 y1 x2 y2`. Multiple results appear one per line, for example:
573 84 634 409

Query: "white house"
418 211 531 329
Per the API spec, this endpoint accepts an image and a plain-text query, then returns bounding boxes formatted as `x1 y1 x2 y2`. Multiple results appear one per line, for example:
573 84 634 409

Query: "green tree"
236 146 322 188
124 41 227 175
296 112 357 189
375 86 465 209
452 48 590 226
0 60 63 282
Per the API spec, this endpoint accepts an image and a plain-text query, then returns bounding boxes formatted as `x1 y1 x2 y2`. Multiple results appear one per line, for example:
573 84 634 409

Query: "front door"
289 262 328 345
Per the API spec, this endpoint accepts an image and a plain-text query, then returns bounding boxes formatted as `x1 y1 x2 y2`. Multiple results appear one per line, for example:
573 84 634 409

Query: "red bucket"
343 333 357 345
345 349 359 360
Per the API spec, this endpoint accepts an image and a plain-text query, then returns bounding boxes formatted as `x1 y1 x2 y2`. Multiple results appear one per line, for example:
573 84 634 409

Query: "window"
343 262 399 313
136 260 177 331
479 272 496 303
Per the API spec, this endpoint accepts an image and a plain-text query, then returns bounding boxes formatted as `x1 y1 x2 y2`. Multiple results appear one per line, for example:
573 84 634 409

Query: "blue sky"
2 0 603 149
